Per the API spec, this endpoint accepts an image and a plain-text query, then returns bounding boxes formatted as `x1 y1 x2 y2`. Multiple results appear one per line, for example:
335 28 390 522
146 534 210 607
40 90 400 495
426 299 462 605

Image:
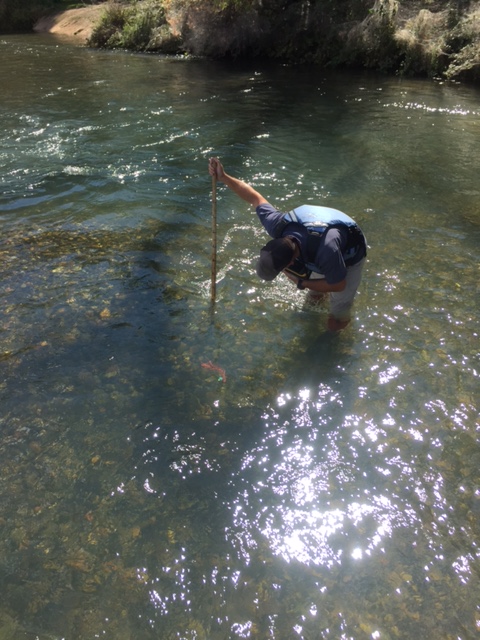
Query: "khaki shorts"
310 257 366 320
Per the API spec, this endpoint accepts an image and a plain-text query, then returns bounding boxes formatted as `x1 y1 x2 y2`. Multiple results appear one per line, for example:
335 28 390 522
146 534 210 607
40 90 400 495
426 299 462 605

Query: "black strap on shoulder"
305 231 323 261
305 224 366 265
273 215 291 239
275 216 366 265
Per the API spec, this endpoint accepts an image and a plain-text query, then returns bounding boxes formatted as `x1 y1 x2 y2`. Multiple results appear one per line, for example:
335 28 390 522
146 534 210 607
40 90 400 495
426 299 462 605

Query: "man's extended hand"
209 157 226 182
283 270 300 285
282 270 347 293
207 157 268 208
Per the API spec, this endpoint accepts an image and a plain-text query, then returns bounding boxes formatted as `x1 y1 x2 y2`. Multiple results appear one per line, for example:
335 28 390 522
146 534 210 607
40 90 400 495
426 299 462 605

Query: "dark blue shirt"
256 202 351 284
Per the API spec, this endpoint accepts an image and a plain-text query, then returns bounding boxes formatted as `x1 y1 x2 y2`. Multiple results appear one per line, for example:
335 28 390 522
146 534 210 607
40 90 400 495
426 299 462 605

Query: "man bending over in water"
208 157 367 331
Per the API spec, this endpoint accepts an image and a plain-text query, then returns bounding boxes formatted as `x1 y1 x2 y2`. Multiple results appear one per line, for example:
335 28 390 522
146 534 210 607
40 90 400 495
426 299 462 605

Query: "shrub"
119 4 159 49
444 7 480 80
395 8 450 76
339 0 400 71
88 2 132 48
88 0 169 51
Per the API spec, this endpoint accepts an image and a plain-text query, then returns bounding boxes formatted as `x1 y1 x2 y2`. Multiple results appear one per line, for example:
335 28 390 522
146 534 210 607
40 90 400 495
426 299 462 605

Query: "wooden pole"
210 173 217 304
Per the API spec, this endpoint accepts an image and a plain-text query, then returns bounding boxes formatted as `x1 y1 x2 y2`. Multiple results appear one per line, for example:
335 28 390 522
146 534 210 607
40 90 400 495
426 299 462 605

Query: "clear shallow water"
0 33 479 640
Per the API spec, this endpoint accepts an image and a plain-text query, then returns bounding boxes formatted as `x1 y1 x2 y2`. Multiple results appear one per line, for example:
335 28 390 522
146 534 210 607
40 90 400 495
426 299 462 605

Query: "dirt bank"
33 4 106 42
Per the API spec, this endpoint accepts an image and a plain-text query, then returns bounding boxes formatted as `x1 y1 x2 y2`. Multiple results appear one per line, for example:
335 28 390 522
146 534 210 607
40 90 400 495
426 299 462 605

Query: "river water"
1 33 479 640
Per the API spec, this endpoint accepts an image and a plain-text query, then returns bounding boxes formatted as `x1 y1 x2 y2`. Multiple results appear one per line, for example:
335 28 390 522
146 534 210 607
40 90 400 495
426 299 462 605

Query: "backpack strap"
273 215 291 239
274 214 366 265
305 224 366 265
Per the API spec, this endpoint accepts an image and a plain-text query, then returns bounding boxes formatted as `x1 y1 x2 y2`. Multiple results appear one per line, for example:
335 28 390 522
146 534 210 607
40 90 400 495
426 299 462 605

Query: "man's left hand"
282 270 300 285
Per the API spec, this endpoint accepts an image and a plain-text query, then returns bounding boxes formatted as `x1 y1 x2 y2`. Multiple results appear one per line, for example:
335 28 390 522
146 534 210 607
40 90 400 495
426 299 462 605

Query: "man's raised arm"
208 157 268 208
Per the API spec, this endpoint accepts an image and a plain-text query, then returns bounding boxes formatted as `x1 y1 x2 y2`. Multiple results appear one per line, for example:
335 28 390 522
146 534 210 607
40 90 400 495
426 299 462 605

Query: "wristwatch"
297 279 305 290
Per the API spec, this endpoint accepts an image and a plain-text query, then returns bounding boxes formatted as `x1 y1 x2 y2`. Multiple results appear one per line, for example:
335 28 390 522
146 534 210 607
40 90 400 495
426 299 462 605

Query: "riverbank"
31 0 480 83
33 4 105 42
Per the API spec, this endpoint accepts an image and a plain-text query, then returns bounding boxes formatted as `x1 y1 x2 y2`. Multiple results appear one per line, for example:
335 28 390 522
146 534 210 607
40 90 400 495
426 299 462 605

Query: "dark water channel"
1 33 479 640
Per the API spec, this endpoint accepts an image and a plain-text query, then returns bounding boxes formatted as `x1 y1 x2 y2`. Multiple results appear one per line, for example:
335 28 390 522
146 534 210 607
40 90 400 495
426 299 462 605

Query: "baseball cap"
256 237 295 281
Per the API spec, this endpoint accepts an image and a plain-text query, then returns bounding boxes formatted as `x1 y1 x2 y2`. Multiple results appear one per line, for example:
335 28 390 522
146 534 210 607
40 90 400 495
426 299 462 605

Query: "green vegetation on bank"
1 0 479 82
88 0 480 82
88 0 181 52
